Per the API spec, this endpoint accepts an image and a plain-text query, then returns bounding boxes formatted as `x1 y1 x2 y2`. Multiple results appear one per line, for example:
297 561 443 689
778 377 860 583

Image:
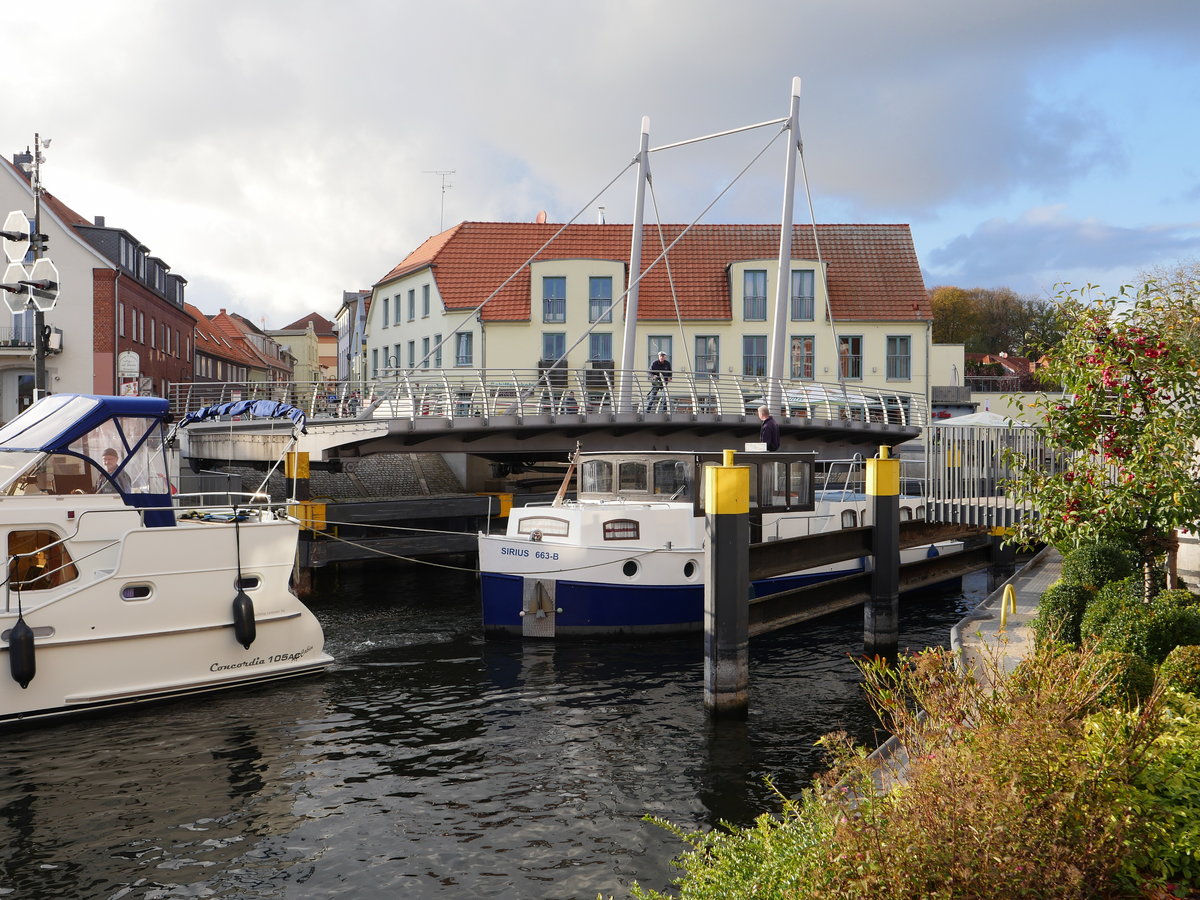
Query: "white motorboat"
479 449 958 638
0 393 332 726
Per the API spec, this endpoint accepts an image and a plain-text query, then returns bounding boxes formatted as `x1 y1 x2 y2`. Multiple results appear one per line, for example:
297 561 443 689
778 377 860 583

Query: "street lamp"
0 134 59 400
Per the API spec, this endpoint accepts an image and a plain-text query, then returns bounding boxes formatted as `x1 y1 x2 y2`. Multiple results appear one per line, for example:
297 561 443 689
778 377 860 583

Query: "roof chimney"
95 216 105 227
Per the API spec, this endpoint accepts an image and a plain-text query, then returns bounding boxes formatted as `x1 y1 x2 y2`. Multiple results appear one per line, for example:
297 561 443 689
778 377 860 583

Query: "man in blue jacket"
646 351 672 412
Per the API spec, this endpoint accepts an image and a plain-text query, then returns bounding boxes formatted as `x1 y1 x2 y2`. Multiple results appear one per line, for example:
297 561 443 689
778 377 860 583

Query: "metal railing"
167 370 927 428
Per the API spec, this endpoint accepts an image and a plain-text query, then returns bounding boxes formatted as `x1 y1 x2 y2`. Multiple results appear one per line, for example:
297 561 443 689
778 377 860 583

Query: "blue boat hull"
480 564 863 637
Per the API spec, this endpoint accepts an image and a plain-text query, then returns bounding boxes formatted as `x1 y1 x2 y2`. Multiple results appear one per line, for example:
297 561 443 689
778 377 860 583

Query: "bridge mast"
618 116 651 414
766 77 802 414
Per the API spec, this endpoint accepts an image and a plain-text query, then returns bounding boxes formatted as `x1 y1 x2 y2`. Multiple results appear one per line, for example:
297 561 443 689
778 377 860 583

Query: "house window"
382 297 389 328
790 269 814 320
371 348 379 378
588 276 613 323
743 269 767 321
150 318 156 349
433 333 442 368
392 344 401 371
455 332 473 366
407 289 415 321
647 336 671 365
887 335 911 380
421 337 430 368
407 341 415 368
695 335 719 376
839 335 863 380
543 276 566 323
542 332 566 361
118 302 125 338
589 333 612 362
790 335 814 379
743 335 767 377
422 284 430 317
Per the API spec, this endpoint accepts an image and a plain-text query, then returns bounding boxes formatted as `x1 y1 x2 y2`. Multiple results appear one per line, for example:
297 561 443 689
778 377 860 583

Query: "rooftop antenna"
423 170 455 232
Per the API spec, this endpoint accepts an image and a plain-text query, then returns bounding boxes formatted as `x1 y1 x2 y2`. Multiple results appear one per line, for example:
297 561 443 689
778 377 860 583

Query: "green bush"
1093 650 1156 708
636 644 1185 900
1032 580 1092 647
1142 608 1200 664
1151 588 1200 612
1080 576 1144 640
1160 646 1200 696
1060 541 1137 591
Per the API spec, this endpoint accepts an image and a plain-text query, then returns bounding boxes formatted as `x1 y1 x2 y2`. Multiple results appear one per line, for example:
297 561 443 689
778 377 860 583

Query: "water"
0 564 982 899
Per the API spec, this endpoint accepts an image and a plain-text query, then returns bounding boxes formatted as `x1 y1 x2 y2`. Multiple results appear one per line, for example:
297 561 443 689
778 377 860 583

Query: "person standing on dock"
757 406 780 451
646 351 672 412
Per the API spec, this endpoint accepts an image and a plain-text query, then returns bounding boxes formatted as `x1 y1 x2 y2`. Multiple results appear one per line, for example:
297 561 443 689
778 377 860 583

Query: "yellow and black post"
704 449 750 717
865 445 900 661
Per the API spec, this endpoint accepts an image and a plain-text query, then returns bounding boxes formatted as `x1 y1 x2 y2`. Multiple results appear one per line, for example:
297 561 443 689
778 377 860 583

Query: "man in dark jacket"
757 406 780 451
646 351 672 412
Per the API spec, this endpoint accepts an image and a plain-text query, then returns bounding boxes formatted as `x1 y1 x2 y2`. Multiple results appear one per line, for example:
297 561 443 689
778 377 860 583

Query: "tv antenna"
423 170 455 231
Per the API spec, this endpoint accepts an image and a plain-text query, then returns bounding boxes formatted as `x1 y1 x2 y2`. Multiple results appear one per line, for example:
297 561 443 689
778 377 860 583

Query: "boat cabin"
575 450 817 516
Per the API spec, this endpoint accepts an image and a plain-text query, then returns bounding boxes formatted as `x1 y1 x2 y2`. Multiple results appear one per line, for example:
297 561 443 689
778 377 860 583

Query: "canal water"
0 564 983 899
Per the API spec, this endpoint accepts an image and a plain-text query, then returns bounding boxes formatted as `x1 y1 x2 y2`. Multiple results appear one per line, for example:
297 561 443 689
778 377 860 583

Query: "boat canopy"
178 399 307 433
0 394 175 525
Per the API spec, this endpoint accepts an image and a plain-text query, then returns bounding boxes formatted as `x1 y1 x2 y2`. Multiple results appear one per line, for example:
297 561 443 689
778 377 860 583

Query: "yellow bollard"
999 583 1017 628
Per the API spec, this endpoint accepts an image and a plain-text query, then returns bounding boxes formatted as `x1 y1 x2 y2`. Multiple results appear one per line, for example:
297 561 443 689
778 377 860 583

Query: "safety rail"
166 371 926 428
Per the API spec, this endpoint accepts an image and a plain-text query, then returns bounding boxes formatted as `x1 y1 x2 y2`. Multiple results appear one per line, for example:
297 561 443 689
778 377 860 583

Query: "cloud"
923 207 1200 294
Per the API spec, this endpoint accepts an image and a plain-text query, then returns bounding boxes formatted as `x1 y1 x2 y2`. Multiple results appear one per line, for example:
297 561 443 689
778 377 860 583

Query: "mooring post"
988 526 1017 592
704 449 750 717
865 445 900 661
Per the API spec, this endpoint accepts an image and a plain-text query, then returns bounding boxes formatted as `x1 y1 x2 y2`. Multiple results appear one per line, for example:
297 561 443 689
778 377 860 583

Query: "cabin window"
603 519 639 541
68 416 170 496
841 510 858 528
652 460 691 498
618 461 648 492
900 505 912 521
517 516 569 538
121 584 153 601
8 530 78 591
580 460 612 493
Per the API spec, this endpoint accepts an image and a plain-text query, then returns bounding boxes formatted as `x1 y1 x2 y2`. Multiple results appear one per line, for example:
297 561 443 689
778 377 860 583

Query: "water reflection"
0 563 979 899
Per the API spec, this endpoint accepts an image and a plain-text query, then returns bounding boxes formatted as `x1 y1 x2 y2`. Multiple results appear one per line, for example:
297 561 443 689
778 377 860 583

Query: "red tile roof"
185 303 259 368
375 222 930 323
279 311 336 335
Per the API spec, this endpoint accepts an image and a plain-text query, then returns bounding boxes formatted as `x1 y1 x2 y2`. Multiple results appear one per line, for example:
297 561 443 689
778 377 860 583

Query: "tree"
1004 279 1200 594
930 285 1062 356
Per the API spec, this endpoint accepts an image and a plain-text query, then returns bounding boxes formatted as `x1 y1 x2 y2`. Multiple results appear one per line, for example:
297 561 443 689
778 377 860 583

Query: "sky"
4 0 1199 329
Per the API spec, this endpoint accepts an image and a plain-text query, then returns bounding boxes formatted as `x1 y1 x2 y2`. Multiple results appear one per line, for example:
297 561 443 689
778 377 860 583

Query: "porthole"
121 584 153 601
622 560 639 578
235 575 260 590
683 560 698 580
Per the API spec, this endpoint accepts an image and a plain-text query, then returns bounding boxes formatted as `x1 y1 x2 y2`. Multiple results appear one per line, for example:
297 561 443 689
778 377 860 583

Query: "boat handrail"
767 511 838 541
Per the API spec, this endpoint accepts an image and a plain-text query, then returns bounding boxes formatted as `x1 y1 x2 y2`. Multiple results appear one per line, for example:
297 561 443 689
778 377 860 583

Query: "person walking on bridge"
646 351 672 412
757 406 780 451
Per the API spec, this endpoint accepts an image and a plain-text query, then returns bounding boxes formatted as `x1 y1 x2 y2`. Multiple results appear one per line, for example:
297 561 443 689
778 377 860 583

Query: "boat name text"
501 547 559 560
210 646 313 672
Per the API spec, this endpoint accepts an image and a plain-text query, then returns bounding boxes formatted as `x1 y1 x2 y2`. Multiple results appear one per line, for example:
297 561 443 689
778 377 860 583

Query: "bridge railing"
167 371 926 428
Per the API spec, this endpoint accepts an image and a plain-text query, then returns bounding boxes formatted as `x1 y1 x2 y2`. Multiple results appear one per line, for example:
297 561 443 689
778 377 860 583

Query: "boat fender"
8 616 35 688
926 544 940 558
232 590 257 649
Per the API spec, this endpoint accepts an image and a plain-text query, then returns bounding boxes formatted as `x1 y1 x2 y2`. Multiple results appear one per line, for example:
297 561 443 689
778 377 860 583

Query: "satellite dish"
535 210 547 224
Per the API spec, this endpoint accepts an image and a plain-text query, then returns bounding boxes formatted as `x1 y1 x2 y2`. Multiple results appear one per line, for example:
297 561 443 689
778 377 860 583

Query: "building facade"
365 221 960 403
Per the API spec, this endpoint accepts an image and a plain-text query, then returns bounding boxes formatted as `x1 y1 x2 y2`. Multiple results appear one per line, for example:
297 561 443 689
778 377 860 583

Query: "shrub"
1032 579 1092 647
637 644 1174 900
1081 576 1144 640
1151 588 1200 613
1142 608 1200 664
1092 650 1156 708
1060 541 1137 591
1159 646 1200 696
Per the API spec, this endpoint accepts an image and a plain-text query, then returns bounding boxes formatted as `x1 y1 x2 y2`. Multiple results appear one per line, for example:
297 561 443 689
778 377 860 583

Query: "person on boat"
646 351 672 412
95 447 131 494
758 406 781 451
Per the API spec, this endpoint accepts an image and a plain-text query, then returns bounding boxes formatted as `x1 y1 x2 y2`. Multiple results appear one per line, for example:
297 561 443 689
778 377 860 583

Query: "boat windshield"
0 451 43 493
0 396 101 450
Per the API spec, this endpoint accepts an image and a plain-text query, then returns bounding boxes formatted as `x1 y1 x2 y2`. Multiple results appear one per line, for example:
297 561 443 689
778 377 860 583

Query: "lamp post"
1 134 59 405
